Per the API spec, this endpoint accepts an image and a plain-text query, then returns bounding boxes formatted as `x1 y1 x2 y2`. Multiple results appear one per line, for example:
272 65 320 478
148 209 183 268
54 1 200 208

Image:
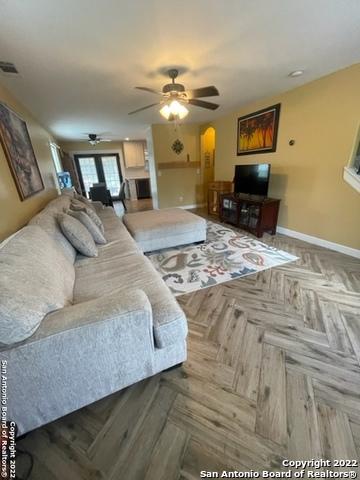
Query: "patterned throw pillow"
57 213 98 257
70 200 105 233
68 210 106 245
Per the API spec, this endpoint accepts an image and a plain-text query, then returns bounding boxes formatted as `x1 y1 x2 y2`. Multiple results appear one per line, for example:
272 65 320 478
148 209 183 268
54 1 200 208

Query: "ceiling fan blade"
188 99 219 110
135 87 162 95
185 86 219 98
100 139 112 142
128 103 160 115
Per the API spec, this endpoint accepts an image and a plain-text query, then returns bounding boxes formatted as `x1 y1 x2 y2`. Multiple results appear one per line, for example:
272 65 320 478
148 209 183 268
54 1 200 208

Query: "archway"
200 126 216 207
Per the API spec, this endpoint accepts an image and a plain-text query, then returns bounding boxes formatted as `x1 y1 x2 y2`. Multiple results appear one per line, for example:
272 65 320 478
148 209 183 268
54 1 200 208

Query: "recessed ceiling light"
288 70 304 78
125 137 130 141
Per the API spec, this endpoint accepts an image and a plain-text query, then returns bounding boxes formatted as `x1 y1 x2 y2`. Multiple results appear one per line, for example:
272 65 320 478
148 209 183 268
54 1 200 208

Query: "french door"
74 154 122 199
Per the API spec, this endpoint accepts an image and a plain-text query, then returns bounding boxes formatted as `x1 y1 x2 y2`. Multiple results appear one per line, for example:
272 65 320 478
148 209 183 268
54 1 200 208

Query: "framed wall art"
237 103 281 155
0 102 44 200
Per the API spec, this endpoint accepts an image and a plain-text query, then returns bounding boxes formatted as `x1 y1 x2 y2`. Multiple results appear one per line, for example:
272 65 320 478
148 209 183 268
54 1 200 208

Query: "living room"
0 1 360 479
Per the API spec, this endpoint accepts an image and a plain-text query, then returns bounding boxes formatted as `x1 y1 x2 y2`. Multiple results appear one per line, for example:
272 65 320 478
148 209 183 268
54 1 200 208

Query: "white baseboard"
178 203 206 210
276 226 360 259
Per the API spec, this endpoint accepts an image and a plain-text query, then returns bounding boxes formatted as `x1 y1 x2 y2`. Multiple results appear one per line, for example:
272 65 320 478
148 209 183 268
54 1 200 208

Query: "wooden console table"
219 193 280 238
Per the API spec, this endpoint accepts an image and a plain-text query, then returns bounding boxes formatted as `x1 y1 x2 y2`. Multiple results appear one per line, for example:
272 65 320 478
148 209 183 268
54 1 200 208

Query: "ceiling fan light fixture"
129 70 219 117
160 100 189 121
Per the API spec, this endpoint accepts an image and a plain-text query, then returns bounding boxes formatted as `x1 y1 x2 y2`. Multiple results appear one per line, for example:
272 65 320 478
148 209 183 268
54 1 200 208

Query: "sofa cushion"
29 195 77 264
0 226 75 345
96 208 137 247
71 200 104 233
43 195 73 212
74 251 187 348
68 210 107 245
57 213 98 257
60 187 76 197
74 192 98 211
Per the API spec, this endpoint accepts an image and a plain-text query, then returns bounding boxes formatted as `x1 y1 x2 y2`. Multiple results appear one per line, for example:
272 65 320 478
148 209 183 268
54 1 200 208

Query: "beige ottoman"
123 208 207 252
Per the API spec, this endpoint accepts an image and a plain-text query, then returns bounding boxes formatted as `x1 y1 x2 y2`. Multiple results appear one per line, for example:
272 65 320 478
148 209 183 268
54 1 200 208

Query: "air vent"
0 62 19 74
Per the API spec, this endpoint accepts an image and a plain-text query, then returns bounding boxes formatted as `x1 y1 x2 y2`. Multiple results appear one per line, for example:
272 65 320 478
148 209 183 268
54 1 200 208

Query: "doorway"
74 153 122 199
201 126 216 203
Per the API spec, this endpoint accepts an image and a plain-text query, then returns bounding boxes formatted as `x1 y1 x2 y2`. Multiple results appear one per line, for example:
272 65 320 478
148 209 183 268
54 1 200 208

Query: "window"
74 153 122 199
343 125 360 193
102 156 121 196
353 140 360 174
50 143 63 173
77 157 99 196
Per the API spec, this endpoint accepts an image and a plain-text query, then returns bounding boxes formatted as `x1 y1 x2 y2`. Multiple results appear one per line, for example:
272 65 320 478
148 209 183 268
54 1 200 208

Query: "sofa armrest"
31 288 152 342
1 289 156 435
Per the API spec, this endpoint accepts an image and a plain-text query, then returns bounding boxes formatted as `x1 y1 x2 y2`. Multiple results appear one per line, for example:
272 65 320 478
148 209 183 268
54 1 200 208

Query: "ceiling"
0 0 360 141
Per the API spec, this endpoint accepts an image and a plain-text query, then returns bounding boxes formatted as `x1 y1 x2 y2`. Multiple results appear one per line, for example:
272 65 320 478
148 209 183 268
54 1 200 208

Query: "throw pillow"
57 213 98 257
68 210 107 245
70 200 105 233
74 193 97 211
0 225 75 345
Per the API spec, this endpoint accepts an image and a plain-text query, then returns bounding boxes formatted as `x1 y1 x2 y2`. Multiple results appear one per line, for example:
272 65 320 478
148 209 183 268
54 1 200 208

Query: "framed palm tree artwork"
0 102 44 200
237 103 281 155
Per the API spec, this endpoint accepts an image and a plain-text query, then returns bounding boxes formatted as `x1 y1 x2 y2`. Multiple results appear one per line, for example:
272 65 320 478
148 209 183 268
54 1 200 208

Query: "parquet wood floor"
18 214 360 479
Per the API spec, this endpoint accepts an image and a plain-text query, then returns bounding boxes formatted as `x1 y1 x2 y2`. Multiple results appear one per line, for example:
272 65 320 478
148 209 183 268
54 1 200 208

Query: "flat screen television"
234 163 270 196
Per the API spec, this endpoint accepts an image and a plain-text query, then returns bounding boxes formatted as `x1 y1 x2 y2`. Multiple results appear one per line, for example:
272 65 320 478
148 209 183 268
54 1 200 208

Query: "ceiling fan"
85 133 112 146
129 69 220 121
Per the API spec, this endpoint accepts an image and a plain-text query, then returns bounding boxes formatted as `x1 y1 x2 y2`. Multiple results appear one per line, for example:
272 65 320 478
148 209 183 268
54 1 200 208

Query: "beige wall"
212 64 360 249
151 123 203 208
0 83 58 240
59 141 149 181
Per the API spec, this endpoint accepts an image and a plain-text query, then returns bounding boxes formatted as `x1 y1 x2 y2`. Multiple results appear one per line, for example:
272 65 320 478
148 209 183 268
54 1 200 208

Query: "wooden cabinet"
220 193 280 238
125 177 151 200
207 181 233 216
135 178 151 199
123 141 145 168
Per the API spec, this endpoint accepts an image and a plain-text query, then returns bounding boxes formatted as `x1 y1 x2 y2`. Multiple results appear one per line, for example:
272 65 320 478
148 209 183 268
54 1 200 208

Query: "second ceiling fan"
129 69 220 121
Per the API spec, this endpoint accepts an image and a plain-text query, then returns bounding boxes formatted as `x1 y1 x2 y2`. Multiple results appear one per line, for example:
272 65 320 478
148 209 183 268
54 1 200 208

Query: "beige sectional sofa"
0 194 187 435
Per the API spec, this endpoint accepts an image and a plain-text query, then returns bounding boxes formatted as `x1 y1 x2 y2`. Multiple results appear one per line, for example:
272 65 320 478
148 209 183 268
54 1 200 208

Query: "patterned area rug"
147 221 298 296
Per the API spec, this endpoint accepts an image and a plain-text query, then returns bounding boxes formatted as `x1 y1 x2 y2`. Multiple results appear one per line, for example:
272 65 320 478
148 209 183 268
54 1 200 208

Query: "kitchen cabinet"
123 141 145 168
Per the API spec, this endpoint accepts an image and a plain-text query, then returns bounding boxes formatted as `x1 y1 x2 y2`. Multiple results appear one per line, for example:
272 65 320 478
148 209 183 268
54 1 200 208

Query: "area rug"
147 221 298 296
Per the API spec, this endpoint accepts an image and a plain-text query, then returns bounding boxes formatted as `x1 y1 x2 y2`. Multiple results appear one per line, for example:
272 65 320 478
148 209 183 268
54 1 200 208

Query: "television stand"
219 193 280 238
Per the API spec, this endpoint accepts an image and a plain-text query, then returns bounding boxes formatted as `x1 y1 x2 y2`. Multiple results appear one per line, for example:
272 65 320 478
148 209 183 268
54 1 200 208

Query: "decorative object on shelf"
237 103 281 155
57 171 72 189
0 102 44 200
171 139 184 155
207 181 233 216
220 193 280 238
